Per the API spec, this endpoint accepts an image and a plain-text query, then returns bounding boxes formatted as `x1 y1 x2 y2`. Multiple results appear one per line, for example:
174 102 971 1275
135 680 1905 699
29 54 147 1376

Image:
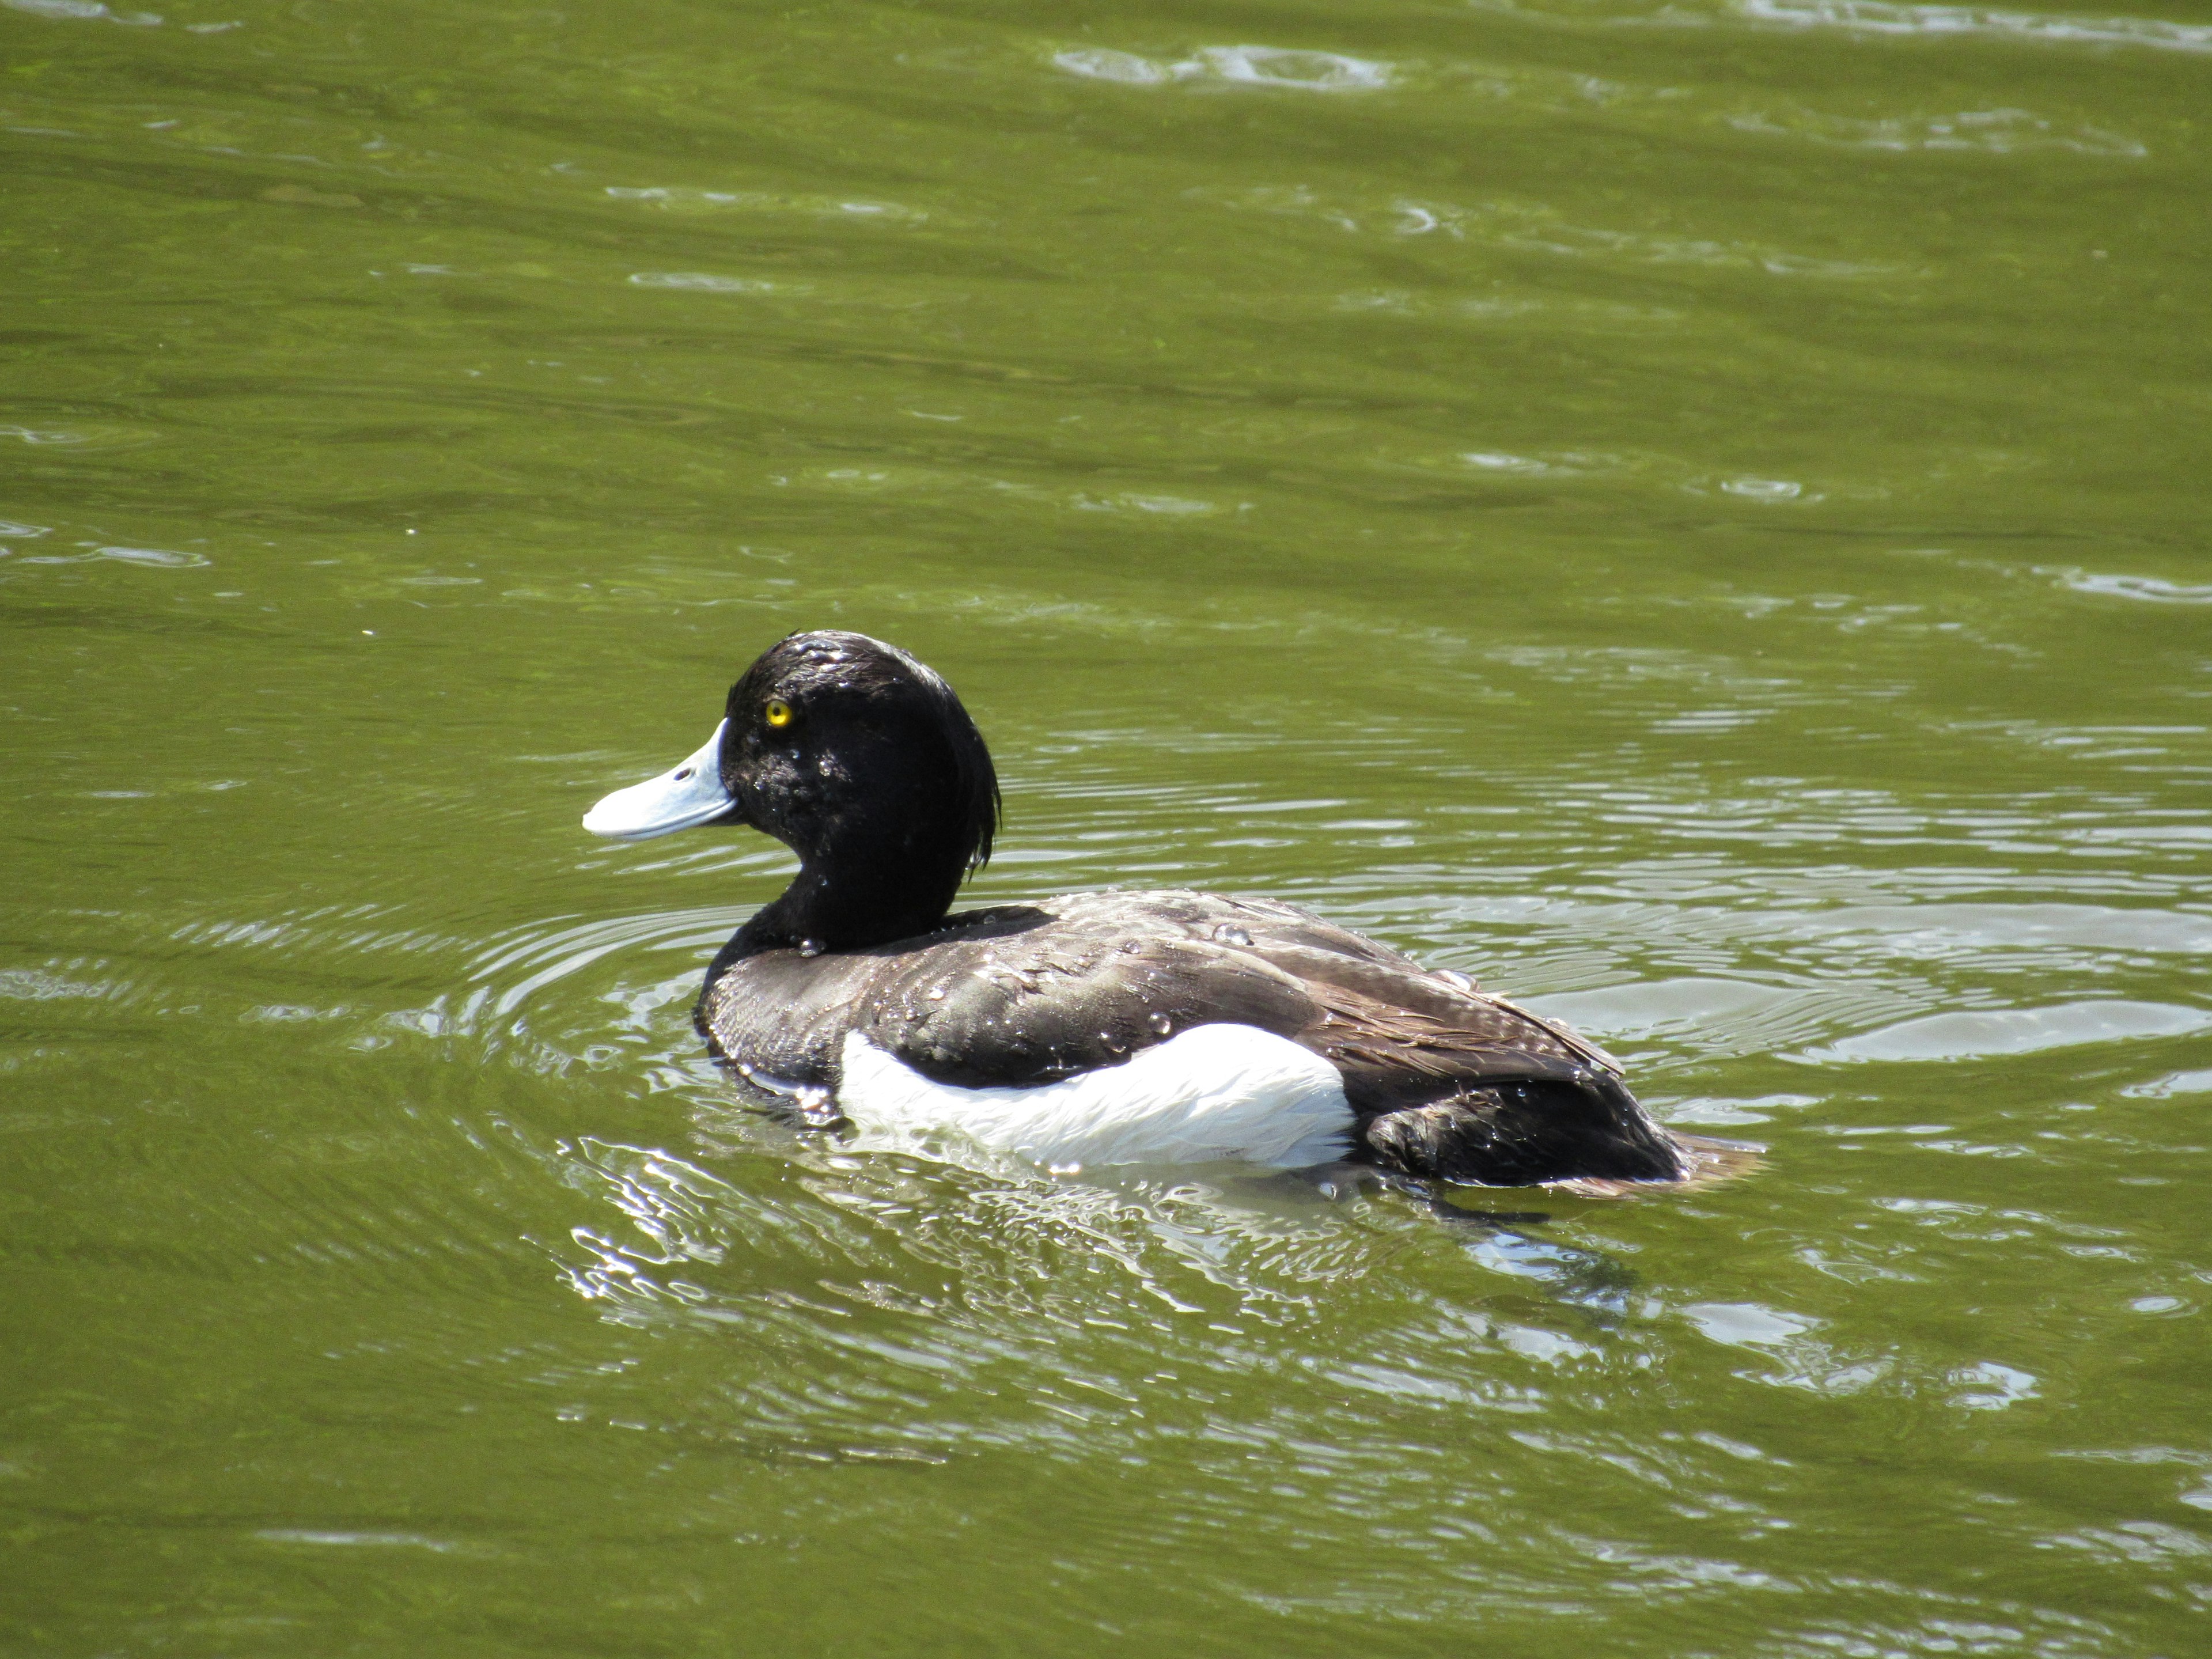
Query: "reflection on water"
3 0 2209 1651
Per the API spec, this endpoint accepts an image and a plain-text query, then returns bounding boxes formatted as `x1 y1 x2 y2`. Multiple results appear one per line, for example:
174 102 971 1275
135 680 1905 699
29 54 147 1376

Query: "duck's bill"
582 719 737 841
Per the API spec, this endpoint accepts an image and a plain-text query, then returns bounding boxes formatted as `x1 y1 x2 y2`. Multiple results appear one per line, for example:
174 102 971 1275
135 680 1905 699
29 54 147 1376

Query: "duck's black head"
585 630 999 954
724 630 999 895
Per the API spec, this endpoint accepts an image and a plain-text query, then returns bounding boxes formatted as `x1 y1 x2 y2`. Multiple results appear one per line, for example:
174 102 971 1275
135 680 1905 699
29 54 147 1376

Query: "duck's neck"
744 865 955 955
721 832 967 967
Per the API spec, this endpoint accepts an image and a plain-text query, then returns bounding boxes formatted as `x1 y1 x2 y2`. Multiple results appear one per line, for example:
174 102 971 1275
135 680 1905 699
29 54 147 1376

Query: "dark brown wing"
1288 969 1621 1113
852 896 1320 1087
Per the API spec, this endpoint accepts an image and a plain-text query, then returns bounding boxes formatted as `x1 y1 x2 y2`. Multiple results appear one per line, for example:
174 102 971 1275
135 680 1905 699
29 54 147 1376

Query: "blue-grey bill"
582 718 735 840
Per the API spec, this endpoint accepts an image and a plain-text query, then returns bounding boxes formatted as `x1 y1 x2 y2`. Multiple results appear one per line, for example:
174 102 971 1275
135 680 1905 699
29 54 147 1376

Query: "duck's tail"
1360 1070 1762 1192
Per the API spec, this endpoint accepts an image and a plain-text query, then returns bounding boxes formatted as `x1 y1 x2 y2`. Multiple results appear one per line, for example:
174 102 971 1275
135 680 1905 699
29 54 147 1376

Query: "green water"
5 0 2210 1651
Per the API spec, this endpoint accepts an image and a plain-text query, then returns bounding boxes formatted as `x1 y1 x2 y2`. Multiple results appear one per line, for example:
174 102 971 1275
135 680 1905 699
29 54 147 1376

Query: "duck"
582 629 1722 1188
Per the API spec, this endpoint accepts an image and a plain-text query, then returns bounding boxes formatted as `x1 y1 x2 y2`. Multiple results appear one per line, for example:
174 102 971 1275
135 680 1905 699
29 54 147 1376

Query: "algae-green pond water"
3 1 2210 1653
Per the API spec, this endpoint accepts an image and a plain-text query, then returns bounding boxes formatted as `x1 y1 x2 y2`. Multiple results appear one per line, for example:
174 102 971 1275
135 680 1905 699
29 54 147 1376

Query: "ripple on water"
1726 104 2146 157
467 907 743 1017
2053 570 2212 605
1528 977 1921 1059
2118 1067 2212 1099
1812 1000 2212 1063
626 272 784 294
1732 0 2212 54
1052 45 1395 92
12 544 209 567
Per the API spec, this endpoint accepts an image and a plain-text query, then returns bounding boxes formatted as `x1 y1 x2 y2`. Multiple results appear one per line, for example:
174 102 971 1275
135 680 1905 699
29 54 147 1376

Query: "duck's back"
697 889 1688 1184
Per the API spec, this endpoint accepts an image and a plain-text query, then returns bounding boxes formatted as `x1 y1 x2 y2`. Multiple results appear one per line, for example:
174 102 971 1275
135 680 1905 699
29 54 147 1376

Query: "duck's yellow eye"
764 698 793 728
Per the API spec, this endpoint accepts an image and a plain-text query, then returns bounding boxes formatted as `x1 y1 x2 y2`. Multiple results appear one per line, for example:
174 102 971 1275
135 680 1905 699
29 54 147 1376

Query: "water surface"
3 1 2209 1653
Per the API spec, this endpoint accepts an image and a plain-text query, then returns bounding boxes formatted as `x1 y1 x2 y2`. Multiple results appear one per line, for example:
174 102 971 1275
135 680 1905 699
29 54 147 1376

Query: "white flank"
837 1024 1353 1171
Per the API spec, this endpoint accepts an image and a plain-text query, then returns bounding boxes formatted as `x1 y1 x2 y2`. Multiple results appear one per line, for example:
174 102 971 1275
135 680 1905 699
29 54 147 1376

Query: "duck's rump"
696 889 1690 1183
